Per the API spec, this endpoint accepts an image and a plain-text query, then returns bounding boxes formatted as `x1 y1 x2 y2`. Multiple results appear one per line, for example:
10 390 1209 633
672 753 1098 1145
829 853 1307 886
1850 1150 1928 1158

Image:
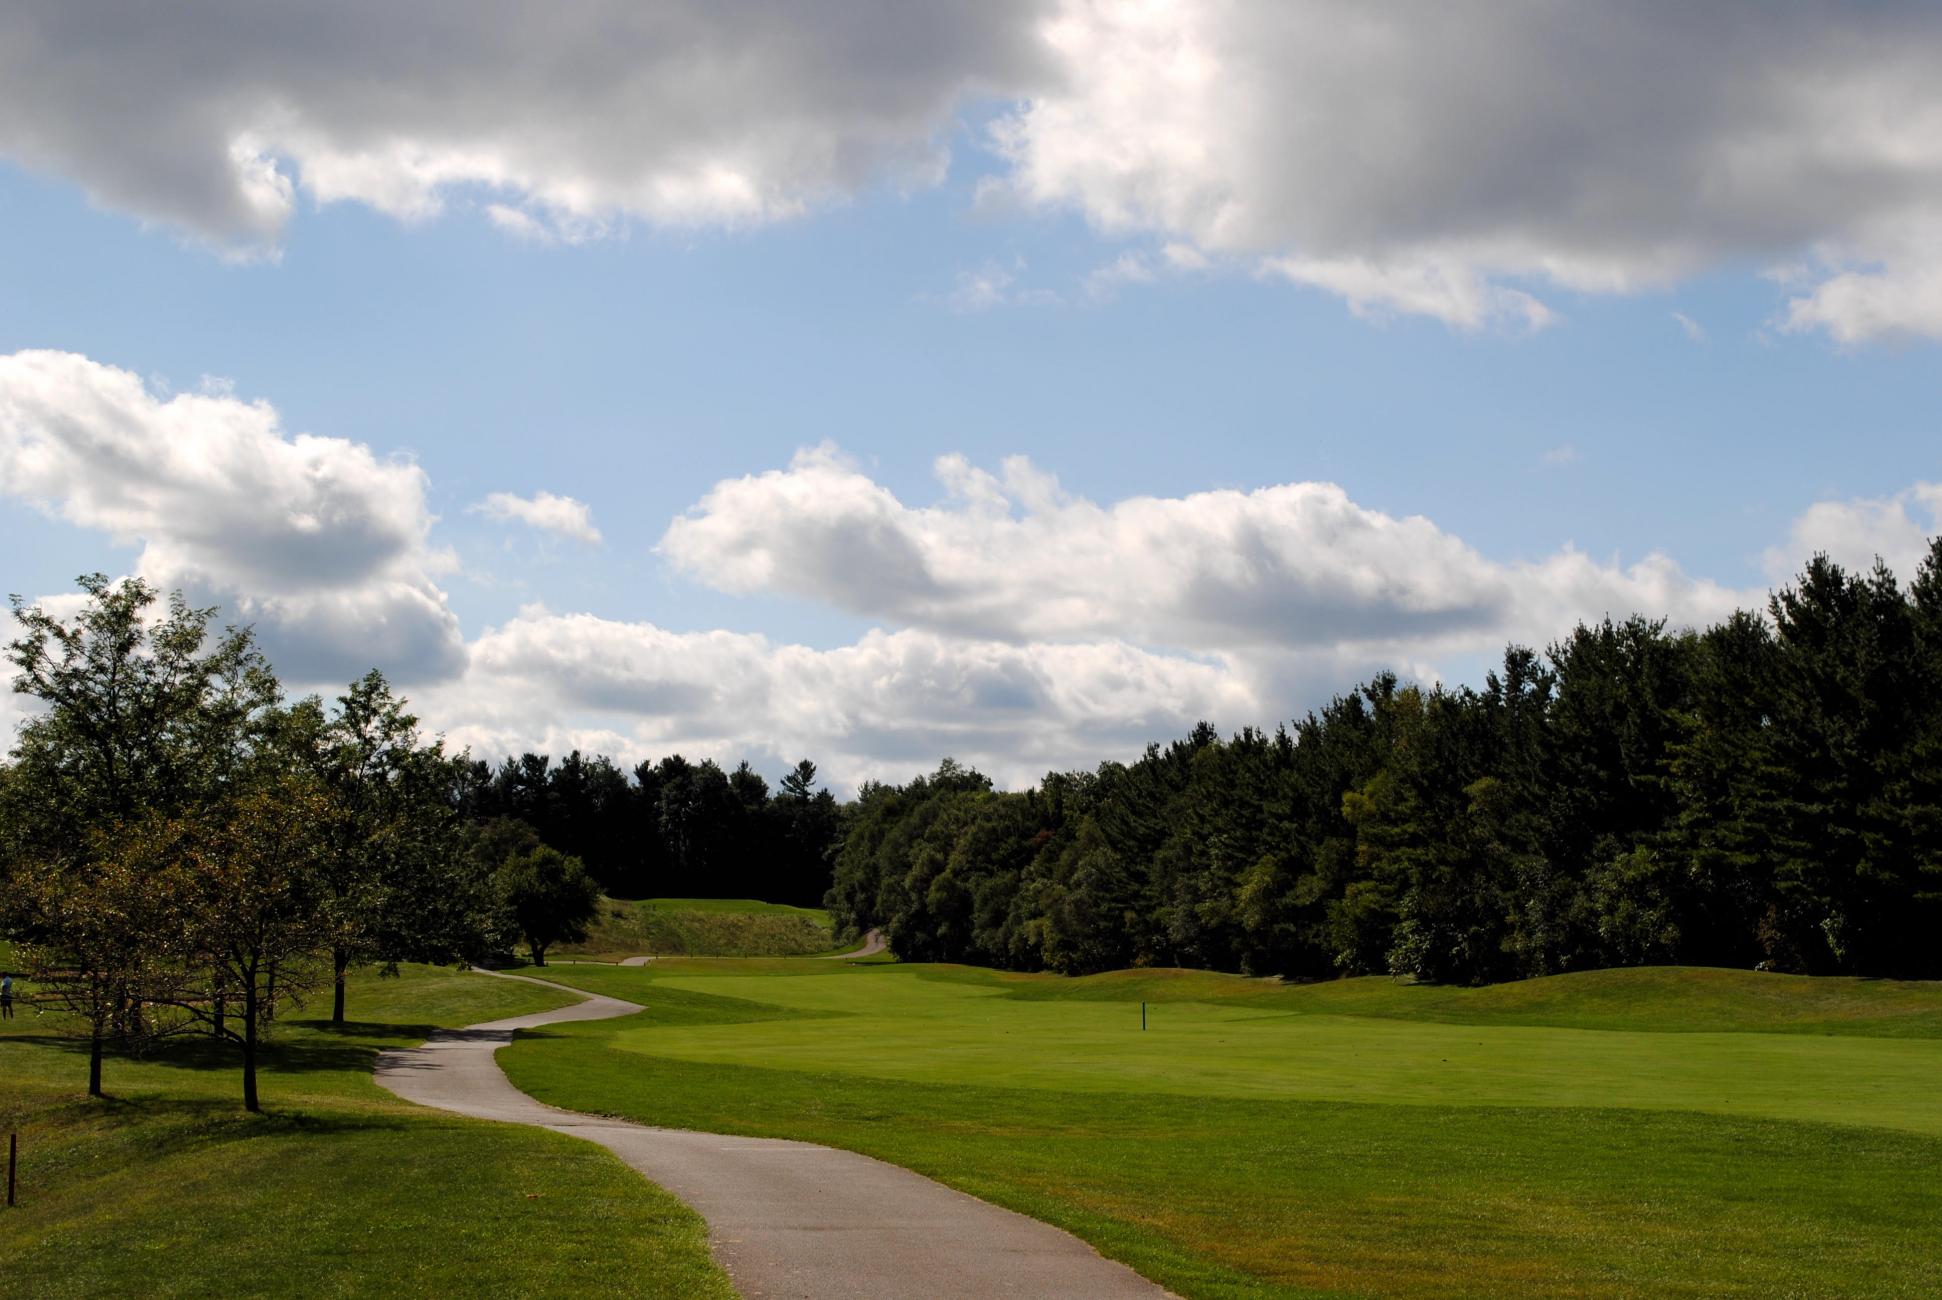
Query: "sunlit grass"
507 960 1942 1298
0 964 732 1299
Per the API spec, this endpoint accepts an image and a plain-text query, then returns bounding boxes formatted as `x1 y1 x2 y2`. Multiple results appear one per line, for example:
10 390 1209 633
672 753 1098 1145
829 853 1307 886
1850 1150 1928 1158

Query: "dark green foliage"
456 750 842 905
826 544 1942 983
495 845 601 965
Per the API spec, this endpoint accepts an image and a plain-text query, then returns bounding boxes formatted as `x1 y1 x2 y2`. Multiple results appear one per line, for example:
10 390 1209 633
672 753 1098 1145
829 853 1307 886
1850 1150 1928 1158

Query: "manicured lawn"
0 964 732 1299
642 897 832 923
505 960 1942 1298
557 895 836 960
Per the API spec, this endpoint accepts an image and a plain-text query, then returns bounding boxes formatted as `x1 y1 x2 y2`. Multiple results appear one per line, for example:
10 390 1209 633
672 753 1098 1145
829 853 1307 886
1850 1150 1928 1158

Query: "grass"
556 895 835 960
504 960 1942 1299
0 963 732 1299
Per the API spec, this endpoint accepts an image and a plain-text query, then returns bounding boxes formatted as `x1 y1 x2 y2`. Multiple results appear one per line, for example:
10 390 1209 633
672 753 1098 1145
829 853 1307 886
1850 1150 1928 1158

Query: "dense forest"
827 545 1942 983
456 750 840 907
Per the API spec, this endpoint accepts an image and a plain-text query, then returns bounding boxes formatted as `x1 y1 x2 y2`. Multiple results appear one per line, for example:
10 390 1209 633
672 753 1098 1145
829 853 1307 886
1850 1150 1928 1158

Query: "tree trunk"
242 980 260 1113
88 1026 103 1097
332 947 348 1025
531 942 546 967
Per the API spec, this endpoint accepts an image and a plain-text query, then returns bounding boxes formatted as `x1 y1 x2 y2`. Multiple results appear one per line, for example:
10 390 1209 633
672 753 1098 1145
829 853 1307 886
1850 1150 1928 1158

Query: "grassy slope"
558 896 835 960
506 961 1942 1299
0 965 732 1300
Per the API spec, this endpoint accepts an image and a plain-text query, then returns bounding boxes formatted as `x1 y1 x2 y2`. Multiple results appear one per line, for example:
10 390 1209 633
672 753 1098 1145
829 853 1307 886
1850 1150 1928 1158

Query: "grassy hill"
507 959 1942 1298
0 962 731 1299
556 896 835 960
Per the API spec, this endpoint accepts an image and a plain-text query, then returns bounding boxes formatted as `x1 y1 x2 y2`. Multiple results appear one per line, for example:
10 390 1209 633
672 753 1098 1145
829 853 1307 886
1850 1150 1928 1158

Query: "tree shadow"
17 1029 390 1077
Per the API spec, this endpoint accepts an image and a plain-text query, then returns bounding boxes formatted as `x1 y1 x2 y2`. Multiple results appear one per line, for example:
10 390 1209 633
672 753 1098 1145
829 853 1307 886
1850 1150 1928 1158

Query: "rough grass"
557 895 835 959
506 960 1942 1299
0 964 732 1300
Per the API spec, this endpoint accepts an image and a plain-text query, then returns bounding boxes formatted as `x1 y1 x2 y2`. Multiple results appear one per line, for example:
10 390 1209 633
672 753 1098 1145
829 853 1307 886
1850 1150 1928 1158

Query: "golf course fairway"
504 959 1942 1299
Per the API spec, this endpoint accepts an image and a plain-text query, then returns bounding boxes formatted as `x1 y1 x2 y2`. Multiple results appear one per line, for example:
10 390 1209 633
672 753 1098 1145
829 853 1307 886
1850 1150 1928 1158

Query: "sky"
2 1 1940 791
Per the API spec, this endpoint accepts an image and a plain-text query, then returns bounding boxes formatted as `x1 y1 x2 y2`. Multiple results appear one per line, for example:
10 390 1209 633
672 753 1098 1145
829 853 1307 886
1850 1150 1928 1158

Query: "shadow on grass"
15 1029 391 1077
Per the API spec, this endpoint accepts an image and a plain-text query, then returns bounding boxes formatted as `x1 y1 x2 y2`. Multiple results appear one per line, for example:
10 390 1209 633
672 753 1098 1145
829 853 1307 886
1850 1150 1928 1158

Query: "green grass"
641 897 831 921
504 960 1942 1298
556 895 835 960
0 963 732 1299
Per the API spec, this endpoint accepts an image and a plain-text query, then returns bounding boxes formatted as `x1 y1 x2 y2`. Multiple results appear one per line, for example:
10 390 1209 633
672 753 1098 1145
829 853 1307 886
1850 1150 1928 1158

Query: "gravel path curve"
373 968 1167 1299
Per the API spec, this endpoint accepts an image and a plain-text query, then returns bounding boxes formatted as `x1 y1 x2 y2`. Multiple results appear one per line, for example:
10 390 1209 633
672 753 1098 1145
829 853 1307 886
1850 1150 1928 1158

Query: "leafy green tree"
175 775 339 1112
3 576 277 1094
496 845 601 966
271 672 485 1023
12 819 199 1095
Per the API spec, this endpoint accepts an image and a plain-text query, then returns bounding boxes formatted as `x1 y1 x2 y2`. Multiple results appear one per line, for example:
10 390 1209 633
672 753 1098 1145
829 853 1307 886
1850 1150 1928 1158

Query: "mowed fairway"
506 960 1942 1299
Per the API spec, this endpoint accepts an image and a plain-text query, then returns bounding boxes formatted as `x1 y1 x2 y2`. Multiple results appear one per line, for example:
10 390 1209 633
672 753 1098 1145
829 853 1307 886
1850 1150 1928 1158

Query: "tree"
176 776 339 1112
12 819 198 1096
272 672 482 1024
496 845 600 966
3 576 276 1095
5 575 275 842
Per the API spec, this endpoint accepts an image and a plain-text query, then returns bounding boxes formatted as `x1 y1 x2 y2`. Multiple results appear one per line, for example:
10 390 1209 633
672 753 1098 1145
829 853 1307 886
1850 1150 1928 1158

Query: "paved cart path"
373 968 1166 1300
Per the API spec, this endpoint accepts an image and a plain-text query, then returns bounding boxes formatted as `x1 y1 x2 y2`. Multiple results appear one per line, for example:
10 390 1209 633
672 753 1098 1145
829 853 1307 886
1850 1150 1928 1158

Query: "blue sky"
3 3 1940 788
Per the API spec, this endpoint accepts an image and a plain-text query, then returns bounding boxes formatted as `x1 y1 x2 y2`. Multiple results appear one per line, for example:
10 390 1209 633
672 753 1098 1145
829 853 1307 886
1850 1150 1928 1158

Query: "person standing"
0 972 13 1020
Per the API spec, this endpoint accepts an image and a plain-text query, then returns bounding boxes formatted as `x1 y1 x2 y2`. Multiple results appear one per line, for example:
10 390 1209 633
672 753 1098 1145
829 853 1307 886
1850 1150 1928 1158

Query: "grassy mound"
508 960 1942 1299
0 964 731 1299
558 896 835 959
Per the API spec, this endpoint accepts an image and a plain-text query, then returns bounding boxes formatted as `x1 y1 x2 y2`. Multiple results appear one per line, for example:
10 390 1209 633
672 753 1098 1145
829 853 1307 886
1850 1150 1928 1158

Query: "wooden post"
1141 1001 1146 1031
8 1130 16 1207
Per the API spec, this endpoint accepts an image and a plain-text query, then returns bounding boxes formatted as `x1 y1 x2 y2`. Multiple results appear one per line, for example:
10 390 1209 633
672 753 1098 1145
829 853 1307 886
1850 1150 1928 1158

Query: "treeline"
0 575 844 1106
455 750 839 907
828 545 1942 984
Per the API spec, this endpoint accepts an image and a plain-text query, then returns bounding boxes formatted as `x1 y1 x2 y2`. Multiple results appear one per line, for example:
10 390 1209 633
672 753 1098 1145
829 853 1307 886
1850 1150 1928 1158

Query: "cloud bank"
4 348 1931 788
9 3 1942 337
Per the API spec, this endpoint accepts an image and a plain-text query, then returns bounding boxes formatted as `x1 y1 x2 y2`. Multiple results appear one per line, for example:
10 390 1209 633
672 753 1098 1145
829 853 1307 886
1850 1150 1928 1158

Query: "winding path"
373 967 1166 1299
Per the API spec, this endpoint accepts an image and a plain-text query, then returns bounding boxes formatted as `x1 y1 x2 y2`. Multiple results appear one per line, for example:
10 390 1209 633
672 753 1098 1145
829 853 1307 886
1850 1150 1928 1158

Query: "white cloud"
0 0 1047 253
1782 255 1942 346
1763 482 1942 582
7 3 1942 339
418 608 1258 791
1671 312 1708 344
470 490 602 544
1263 255 1556 333
661 445 1751 661
944 263 1017 313
990 1 1942 339
0 349 464 683
1542 445 1581 467
10 350 1937 789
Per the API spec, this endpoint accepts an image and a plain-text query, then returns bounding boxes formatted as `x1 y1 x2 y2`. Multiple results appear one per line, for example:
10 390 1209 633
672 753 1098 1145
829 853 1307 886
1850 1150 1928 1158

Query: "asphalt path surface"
373 966 1167 1299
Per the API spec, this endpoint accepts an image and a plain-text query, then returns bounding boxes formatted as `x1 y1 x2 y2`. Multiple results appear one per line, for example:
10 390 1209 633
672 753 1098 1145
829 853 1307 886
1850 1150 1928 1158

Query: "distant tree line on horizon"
827 543 1942 984
455 749 840 909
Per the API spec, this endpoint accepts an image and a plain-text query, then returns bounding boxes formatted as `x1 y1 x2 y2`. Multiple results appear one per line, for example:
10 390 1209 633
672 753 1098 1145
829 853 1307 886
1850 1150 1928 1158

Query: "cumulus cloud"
661 445 1752 661
415 608 1259 791
470 490 602 544
0 0 1046 252
1764 482 1942 582
9 4 1942 338
0 349 464 683
989 1 1942 338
